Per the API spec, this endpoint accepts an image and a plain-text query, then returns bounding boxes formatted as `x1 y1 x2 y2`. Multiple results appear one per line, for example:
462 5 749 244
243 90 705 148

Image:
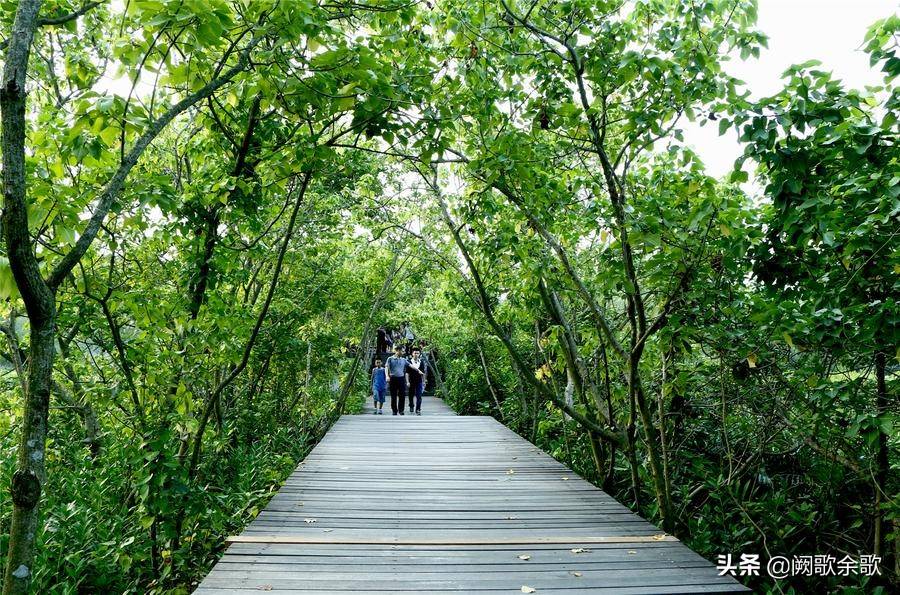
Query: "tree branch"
0 1 105 52
433 176 623 446
46 34 264 289
187 170 312 475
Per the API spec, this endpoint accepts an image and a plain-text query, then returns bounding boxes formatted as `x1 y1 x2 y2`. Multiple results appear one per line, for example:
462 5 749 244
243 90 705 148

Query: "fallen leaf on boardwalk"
304 518 317 523
256 586 273 591
570 548 590 554
651 534 666 540
518 554 531 560
506 469 515 475
323 529 333 532
571 571 583 577
506 515 518 520
295 502 304 507
627 550 637 554
521 587 536 593
561 476 569 481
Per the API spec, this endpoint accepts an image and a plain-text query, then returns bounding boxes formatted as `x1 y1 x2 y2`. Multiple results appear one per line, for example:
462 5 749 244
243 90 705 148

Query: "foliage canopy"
0 1 896 593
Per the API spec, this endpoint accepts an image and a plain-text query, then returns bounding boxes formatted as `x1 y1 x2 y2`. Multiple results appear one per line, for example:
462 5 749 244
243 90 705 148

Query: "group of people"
375 322 416 357
371 323 431 415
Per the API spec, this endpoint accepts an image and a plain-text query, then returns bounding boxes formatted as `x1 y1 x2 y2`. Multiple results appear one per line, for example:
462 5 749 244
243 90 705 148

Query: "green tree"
731 20 899 565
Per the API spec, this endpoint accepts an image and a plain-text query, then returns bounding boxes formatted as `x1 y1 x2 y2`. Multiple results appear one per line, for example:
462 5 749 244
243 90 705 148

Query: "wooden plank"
211 550 712 566
362 395 455 415
225 535 680 545
195 588 748 595
195 568 748 591
193 397 749 594
195 570 747 592
220 542 696 554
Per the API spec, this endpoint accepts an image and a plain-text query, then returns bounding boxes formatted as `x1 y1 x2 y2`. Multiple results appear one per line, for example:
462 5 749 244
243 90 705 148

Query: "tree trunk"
563 365 575 421
187 205 223 319
626 380 642 511
436 190 621 444
630 357 674 532
2 3 56 592
477 342 504 421
300 341 311 433
2 5 260 586
659 346 672 520
51 379 101 457
332 251 400 419
189 171 312 474
3 312 101 457
531 321 541 442
873 349 889 560
3 317 55 594
187 97 262 319
430 356 446 398
600 344 617 491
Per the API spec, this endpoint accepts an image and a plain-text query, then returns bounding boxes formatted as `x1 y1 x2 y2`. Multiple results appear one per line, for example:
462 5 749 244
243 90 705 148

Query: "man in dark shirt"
376 326 392 359
385 346 408 415
406 348 427 415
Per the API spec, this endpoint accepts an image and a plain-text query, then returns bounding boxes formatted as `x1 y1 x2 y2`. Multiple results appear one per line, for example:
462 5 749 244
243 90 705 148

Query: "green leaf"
99 126 119 146
729 169 748 183
782 332 794 349
718 118 731 135
56 225 76 246
0 258 20 299
335 95 355 112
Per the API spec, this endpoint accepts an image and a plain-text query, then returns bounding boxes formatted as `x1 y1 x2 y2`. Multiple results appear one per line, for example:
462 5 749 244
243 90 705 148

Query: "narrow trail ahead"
195 397 748 594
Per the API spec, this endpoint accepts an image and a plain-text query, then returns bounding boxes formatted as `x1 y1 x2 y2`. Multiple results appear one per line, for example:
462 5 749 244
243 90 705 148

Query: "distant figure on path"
386 346 409 415
390 328 404 355
371 358 388 415
418 340 432 392
400 320 415 353
376 326 392 359
406 348 427 415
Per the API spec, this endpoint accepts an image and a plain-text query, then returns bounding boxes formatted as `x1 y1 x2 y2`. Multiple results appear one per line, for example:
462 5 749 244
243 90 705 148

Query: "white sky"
684 0 899 178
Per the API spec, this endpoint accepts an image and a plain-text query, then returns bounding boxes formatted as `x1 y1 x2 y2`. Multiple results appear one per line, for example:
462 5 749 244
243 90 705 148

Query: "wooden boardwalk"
361 394 456 415
195 398 748 594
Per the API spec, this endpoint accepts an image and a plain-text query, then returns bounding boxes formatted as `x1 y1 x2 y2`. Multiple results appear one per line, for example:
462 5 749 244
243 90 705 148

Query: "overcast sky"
684 0 898 177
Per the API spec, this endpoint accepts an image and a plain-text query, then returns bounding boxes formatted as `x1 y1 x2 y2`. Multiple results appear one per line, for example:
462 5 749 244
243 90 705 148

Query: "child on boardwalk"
371 358 388 415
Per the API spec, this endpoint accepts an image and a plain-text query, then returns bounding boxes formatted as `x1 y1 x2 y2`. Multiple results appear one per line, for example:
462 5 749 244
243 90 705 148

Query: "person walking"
390 328 403 355
376 327 391 360
406 348 427 415
418 341 432 393
401 321 416 353
371 358 388 415
386 346 409 415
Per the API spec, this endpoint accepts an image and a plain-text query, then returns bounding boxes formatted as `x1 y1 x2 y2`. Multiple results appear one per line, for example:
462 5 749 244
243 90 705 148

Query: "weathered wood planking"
362 394 456 415
194 400 749 594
